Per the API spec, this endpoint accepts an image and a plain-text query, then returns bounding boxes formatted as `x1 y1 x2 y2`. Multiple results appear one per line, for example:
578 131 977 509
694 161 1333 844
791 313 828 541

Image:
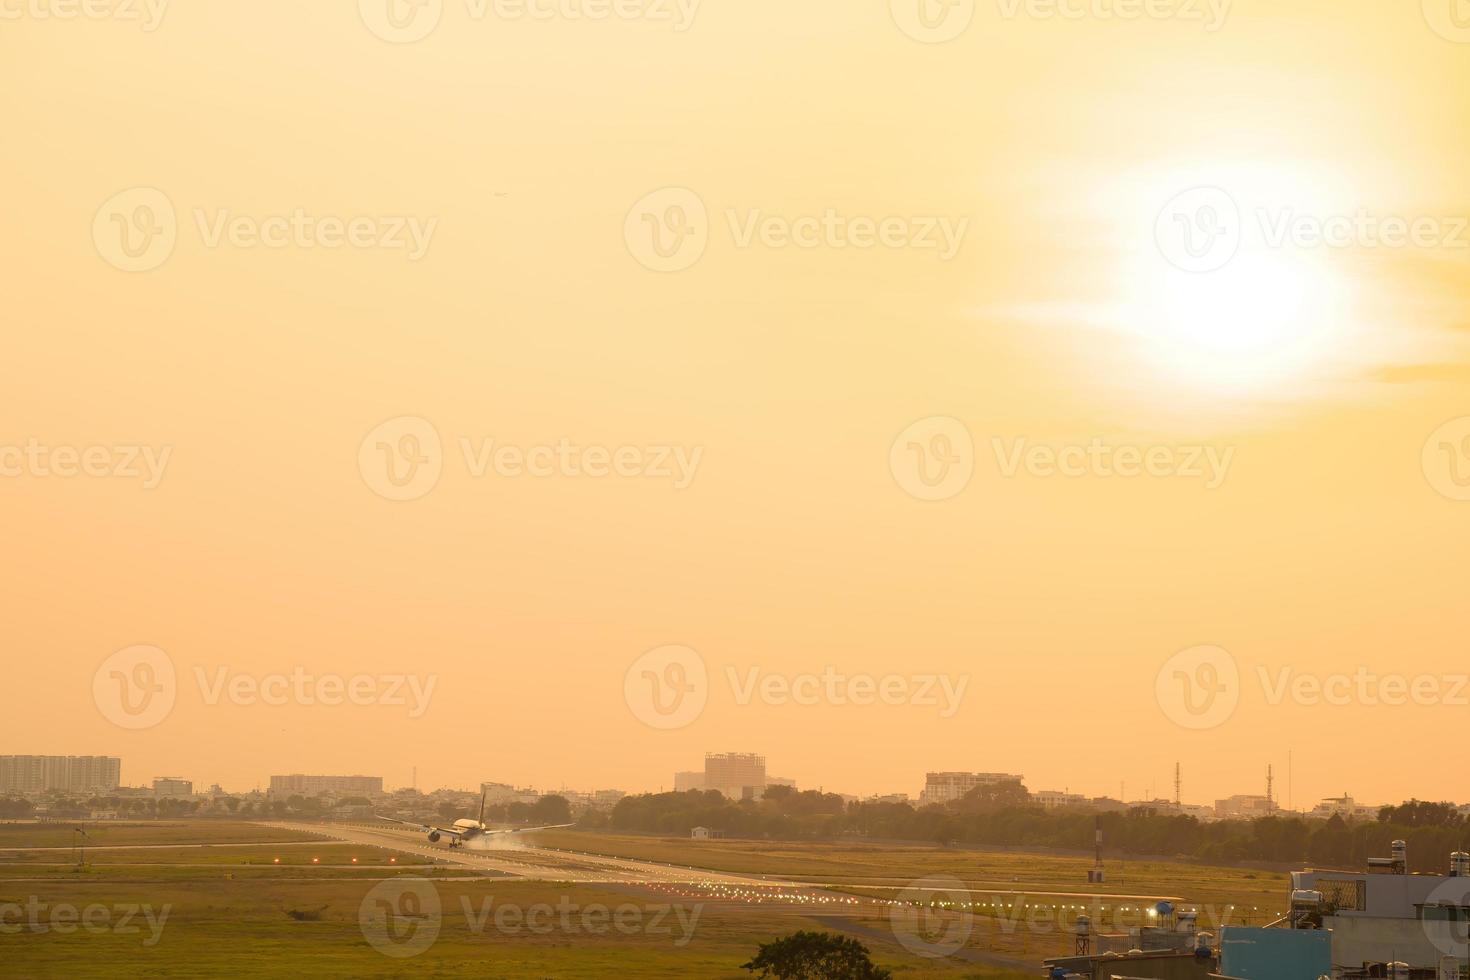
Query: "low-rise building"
1291 841 1470 972
1309 794 1378 820
1214 794 1279 819
152 777 193 798
1034 790 1089 809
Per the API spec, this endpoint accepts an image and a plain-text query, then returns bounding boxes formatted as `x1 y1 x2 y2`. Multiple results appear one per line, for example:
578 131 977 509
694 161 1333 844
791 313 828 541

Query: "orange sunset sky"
3 0 1469 808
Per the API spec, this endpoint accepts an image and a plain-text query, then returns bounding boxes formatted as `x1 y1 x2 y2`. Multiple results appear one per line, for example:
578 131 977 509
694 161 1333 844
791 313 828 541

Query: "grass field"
0 822 318 849
0 822 1032 978
0 821 1289 977
529 831 1289 916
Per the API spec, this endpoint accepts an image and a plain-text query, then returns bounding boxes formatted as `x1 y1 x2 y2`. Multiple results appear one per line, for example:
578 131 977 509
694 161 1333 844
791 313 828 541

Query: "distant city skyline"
9 750 1461 815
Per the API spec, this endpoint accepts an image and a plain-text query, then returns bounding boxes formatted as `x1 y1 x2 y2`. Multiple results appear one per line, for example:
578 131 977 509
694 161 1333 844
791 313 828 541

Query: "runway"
261 821 791 886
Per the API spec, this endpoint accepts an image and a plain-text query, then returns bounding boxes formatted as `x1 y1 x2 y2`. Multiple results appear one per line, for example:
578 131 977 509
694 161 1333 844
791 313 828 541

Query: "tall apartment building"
918 771 1026 805
269 774 384 796
0 756 122 794
704 752 766 800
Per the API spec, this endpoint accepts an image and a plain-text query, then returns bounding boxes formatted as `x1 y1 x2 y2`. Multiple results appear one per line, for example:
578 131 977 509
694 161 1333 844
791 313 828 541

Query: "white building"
1310 795 1379 820
1293 844 1470 972
918 772 1025 805
1034 790 1088 809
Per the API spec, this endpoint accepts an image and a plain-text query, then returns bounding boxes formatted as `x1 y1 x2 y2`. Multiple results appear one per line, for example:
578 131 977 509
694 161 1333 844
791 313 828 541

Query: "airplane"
383 791 571 848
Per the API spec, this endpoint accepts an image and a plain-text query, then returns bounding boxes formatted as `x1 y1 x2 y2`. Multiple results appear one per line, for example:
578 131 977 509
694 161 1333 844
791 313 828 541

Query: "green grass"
0 822 316 849
0 822 1282 977
0 877 1030 979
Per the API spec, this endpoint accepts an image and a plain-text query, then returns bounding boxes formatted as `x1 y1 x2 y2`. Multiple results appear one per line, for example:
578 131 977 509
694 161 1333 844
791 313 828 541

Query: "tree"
954 779 1031 814
531 795 571 824
741 932 892 980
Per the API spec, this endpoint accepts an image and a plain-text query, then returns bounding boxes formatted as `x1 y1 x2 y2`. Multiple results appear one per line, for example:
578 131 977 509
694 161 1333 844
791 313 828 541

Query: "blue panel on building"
1219 927 1332 980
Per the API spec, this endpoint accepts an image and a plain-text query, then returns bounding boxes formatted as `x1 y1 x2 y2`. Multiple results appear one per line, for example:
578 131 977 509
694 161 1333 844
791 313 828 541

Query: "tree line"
583 784 1470 871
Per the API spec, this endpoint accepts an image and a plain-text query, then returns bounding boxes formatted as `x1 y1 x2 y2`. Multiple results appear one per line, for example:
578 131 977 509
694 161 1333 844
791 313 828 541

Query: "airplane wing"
492 823 575 836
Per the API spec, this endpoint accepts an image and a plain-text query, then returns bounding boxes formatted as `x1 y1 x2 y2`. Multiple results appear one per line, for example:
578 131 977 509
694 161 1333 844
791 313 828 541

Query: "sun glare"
1108 162 1361 395
1126 248 1354 393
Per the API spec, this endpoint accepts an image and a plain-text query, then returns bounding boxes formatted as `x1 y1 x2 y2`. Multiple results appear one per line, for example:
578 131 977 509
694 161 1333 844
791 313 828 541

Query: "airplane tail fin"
479 790 487 825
